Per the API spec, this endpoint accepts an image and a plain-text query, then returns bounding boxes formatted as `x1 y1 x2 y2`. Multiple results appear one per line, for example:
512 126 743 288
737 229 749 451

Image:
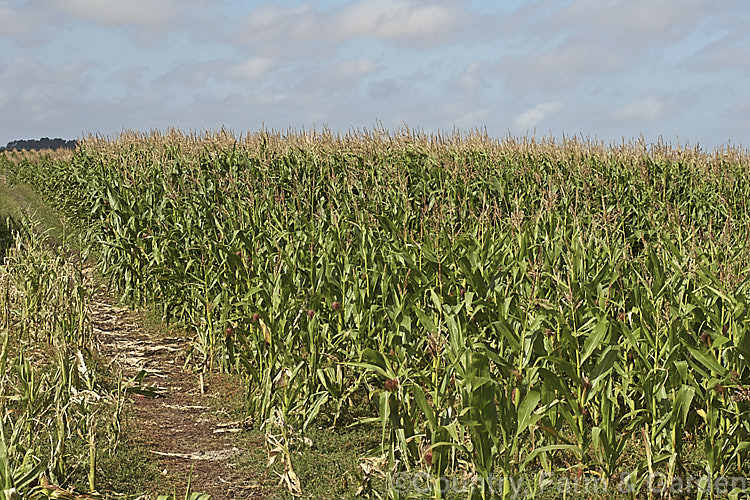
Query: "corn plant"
3 130 749 498
0 216 126 498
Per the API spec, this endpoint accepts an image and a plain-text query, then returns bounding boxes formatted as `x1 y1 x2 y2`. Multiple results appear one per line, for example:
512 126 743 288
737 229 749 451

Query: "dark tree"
1 137 77 152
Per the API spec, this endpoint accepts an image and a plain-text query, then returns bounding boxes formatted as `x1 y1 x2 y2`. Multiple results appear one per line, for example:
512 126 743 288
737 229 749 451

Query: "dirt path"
88 270 267 499
0 174 269 498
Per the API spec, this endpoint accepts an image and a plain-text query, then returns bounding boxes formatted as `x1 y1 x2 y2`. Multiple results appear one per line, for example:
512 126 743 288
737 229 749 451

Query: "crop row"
2 130 748 498
0 221 122 498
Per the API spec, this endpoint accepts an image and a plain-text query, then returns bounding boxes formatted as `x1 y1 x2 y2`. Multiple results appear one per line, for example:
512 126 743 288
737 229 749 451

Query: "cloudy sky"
1 0 748 149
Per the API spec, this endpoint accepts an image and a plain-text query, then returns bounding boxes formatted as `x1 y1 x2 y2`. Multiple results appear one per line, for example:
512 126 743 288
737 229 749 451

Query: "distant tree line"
0 137 77 152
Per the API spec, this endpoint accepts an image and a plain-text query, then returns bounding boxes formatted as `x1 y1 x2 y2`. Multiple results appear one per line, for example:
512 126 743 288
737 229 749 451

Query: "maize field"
1 129 749 499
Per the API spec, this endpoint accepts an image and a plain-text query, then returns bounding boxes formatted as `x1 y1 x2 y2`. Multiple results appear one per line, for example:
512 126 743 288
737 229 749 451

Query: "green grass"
0 181 21 255
0 176 80 252
96 411 178 496
243 423 382 499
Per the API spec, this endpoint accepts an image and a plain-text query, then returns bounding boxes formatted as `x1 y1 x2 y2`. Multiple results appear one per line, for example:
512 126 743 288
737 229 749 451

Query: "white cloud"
226 57 274 81
457 61 487 94
700 46 750 72
498 37 627 93
335 0 458 42
614 96 667 122
546 0 716 49
47 0 185 28
453 108 492 129
693 33 750 73
279 58 381 99
153 61 221 89
514 102 564 130
0 4 33 35
245 3 313 32
332 58 379 78
238 0 466 47
496 0 742 93
0 3 58 45
0 58 90 86
1 0 215 46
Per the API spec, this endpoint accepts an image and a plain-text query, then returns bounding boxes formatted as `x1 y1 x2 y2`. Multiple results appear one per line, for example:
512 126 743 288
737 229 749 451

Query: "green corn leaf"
516 390 541 437
411 384 437 430
581 318 608 364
